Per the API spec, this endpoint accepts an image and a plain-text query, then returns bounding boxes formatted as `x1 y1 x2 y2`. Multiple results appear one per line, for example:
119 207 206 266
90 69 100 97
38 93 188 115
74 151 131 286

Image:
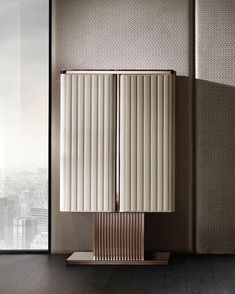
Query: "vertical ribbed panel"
119 73 175 212
60 74 116 212
93 213 144 261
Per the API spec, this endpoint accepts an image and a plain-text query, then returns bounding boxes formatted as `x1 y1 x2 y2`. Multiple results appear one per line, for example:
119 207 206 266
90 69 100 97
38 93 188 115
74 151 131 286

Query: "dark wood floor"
0 254 235 294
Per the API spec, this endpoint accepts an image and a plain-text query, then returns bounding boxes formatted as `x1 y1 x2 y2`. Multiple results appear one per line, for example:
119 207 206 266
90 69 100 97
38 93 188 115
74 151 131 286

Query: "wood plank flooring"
0 254 235 294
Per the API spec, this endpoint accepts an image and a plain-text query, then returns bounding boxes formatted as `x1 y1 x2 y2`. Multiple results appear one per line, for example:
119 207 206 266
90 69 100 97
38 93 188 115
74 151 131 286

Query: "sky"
0 0 49 170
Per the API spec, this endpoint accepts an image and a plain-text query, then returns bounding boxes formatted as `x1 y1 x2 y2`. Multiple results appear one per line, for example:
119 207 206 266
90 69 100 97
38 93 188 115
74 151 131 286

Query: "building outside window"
0 0 49 250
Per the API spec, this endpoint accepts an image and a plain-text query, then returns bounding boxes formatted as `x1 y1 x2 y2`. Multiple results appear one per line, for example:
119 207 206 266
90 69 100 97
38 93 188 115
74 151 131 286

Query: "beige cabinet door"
60 74 116 212
119 73 175 212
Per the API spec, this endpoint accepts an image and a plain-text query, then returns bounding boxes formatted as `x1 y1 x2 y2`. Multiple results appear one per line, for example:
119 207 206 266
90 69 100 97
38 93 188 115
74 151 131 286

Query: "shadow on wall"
195 79 235 253
146 78 235 253
145 76 193 252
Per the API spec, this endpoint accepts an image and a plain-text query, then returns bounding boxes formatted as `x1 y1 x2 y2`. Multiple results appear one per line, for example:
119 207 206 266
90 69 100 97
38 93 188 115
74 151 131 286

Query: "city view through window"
0 0 49 250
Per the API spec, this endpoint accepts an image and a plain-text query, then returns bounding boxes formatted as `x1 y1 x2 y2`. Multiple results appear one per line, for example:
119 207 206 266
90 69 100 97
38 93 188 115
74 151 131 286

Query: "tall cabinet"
60 70 175 264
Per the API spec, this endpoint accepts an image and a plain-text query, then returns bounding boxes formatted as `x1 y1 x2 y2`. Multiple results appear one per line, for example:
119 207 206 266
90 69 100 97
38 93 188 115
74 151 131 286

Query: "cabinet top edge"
61 69 175 75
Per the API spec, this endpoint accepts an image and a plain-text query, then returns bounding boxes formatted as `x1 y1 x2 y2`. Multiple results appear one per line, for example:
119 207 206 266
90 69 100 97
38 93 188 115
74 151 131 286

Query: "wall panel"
52 0 193 253
195 0 235 253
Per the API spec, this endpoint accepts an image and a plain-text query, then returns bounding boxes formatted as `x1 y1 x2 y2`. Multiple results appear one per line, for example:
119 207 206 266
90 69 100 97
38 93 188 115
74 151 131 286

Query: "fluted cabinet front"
60 74 116 212
119 74 175 212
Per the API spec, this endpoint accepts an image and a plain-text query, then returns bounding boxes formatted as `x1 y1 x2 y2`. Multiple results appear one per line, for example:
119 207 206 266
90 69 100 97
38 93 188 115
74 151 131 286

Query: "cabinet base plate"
66 252 170 265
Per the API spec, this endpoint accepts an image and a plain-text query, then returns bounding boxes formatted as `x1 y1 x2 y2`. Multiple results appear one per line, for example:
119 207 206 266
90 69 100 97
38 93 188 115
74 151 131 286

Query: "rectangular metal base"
66 252 170 265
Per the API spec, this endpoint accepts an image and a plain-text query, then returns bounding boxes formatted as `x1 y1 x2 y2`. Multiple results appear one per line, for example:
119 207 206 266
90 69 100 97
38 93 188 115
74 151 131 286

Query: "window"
0 0 49 250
